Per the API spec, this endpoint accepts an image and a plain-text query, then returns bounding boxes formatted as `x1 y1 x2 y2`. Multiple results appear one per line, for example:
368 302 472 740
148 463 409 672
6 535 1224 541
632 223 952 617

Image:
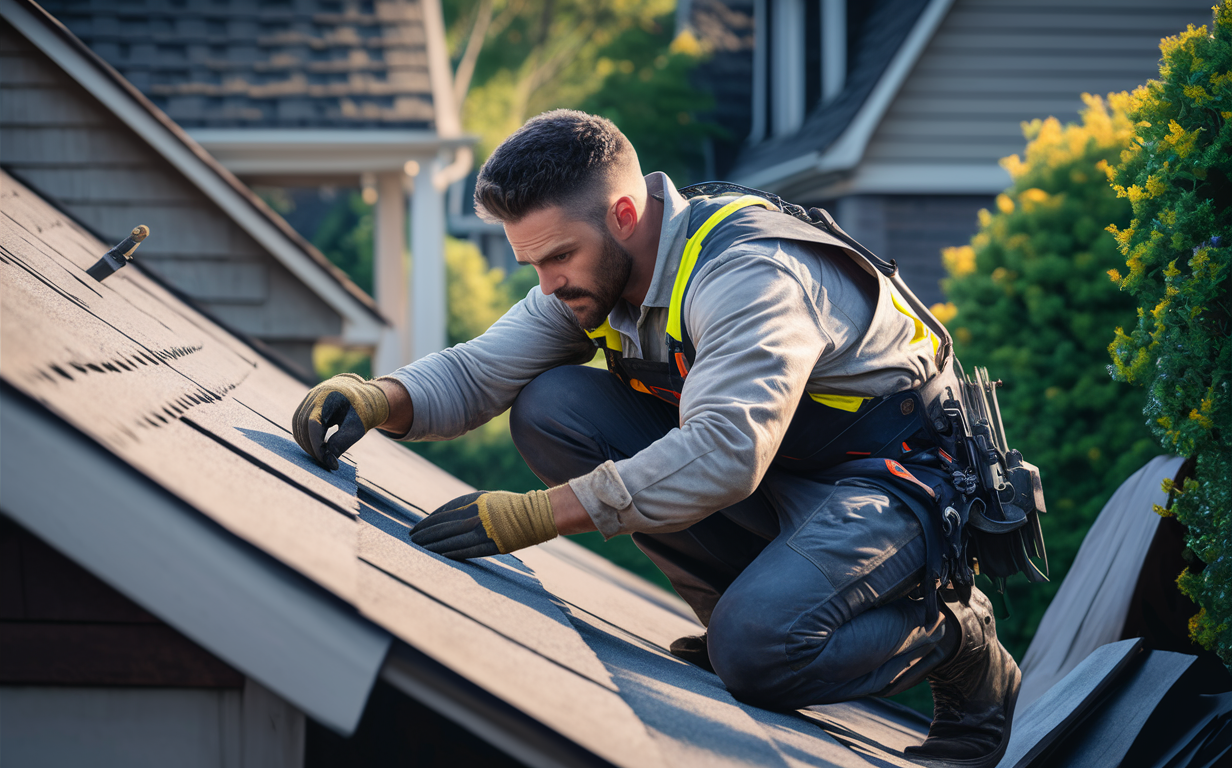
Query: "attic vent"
87 225 148 282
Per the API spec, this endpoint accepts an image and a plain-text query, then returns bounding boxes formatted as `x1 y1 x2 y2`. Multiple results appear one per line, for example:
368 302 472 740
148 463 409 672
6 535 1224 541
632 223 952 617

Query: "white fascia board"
736 0 955 192
832 162 1012 196
189 129 476 175
734 150 822 192
0 392 392 736
1 0 385 345
817 0 954 171
420 0 462 138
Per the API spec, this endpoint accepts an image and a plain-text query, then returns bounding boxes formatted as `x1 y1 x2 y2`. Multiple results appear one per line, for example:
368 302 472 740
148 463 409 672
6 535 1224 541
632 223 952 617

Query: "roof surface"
39 0 436 130
0 167 934 766
3 168 1229 766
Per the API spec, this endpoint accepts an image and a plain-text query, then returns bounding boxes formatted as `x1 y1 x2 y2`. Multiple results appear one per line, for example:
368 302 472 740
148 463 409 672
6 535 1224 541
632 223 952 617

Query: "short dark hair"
474 109 636 227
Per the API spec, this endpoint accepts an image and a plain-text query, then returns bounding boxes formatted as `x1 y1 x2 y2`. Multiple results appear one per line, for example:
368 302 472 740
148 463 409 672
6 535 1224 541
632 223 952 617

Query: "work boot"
904 588 1021 768
669 633 715 673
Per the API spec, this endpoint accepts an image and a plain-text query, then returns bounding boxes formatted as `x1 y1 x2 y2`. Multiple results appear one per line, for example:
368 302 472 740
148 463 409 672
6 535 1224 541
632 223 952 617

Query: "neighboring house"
2 165 1224 767
39 0 471 374
695 0 1214 305
0 0 388 376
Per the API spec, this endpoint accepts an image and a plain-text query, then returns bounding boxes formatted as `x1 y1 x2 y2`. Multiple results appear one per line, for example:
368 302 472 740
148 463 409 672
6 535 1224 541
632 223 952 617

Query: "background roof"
39 0 437 130
727 0 927 184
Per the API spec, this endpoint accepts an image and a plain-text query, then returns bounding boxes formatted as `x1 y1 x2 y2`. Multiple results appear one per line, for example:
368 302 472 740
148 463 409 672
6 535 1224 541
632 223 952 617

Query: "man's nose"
539 269 565 295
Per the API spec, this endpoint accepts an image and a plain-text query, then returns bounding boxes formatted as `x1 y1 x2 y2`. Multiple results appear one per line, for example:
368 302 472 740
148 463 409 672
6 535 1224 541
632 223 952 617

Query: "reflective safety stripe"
667 195 776 342
890 289 941 356
808 392 869 412
586 319 623 352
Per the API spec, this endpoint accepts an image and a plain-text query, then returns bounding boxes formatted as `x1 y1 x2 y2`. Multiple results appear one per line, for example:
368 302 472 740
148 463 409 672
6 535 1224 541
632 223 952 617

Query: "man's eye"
554 252 570 262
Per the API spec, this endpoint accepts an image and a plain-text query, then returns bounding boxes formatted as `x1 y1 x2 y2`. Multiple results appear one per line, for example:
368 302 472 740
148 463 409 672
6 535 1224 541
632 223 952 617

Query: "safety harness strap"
666 195 776 343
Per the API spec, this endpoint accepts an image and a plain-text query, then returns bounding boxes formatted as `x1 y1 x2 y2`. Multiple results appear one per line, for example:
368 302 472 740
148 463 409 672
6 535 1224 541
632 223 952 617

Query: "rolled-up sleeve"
385 287 595 441
571 246 832 537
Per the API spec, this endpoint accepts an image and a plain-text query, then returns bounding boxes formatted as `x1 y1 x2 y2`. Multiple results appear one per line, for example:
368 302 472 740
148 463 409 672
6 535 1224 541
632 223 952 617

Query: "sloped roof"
39 0 437 130
0 168 933 764
3 167 1227 766
1 0 386 344
728 0 934 191
731 0 1219 199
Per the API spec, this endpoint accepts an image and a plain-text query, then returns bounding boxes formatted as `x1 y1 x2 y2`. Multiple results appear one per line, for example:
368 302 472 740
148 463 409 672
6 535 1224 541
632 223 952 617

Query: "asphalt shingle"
41 0 436 129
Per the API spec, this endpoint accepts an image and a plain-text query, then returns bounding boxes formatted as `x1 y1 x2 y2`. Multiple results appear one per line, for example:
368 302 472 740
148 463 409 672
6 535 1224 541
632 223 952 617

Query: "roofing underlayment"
2 168 1229 767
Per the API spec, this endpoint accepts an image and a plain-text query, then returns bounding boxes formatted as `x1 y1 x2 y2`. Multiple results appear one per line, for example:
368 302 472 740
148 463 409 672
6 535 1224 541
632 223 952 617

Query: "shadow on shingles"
357 483 543 590
563 605 924 768
566 614 873 767
235 426 357 490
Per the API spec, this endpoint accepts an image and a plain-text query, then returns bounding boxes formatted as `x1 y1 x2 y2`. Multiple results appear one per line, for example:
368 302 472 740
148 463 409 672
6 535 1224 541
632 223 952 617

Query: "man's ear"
610 196 639 242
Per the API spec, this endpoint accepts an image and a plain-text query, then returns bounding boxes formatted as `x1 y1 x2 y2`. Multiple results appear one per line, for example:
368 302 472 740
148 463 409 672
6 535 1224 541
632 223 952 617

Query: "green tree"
1105 3 1232 665
444 0 719 181
938 94 1159 659
312 191 374 297
577 26 726 182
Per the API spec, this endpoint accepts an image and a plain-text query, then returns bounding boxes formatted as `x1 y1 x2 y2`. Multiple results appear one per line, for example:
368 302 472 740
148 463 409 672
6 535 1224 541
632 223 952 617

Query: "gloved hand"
292 373 390 470
410 489 559 560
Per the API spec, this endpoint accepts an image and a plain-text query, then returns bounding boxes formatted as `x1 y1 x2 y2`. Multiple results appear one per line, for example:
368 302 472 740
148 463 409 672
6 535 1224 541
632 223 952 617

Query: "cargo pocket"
786 483 920 596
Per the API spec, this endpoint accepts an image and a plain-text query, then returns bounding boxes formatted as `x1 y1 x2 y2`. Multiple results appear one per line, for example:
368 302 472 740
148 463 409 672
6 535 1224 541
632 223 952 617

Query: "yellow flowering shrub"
1106 1 1232 665
939 93 1155 657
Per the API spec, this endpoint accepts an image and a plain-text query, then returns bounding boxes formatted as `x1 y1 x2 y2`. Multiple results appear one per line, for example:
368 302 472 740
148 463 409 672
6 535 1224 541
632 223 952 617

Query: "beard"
554 231 633 331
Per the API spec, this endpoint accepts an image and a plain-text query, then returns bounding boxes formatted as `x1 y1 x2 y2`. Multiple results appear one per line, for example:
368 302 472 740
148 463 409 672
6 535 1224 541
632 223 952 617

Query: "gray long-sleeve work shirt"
388 174 937 538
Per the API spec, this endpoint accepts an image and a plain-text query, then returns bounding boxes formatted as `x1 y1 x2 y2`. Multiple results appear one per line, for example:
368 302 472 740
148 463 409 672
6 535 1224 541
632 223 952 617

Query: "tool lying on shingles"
87 225 149 282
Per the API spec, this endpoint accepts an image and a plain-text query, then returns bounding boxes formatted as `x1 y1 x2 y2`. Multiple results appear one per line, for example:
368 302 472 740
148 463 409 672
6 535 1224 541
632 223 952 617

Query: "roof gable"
1 0 386 344
731 0 1218 199
729 0 943 194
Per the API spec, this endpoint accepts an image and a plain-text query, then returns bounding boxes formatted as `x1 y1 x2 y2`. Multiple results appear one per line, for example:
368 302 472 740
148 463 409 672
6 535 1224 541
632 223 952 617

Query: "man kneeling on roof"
293 110 1021 768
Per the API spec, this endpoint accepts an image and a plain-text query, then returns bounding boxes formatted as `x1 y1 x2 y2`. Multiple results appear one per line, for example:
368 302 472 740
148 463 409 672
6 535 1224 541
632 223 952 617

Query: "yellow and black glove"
409 490 559 560
292 373 390 471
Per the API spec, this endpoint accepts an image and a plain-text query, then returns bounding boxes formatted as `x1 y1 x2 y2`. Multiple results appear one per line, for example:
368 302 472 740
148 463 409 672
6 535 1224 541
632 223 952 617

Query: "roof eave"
189 129 478 176
381 645 612 768
0 385 391 736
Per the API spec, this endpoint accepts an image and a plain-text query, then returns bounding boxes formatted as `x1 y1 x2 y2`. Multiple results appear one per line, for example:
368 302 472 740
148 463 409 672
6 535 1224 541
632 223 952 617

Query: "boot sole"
904 663 1022 768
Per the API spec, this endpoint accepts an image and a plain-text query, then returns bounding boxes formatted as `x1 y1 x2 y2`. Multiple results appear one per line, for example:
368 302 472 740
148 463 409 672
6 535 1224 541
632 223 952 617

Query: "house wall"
0 515 304 768
836 193 992 307
0 20 340 373
861 0 1215 177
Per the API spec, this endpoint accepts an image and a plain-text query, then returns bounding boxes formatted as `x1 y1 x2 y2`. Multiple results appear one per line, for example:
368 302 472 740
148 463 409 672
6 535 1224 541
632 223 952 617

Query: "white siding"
859 0 1215 186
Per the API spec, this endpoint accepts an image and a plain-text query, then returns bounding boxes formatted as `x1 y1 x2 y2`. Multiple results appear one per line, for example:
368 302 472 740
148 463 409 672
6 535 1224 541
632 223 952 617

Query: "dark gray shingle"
42 0 436 129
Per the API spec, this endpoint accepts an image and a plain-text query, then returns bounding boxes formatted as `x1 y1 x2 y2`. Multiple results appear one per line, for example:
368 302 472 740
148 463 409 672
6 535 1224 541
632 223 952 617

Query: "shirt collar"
640 172 691 309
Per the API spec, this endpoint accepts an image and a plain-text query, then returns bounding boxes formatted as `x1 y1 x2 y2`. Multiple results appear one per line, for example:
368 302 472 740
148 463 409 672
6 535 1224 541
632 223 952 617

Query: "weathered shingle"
42 0 436 129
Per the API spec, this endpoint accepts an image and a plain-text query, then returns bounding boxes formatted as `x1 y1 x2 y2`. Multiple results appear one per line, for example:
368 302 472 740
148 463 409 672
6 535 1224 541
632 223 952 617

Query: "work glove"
292 373 390 471
409 489 559 560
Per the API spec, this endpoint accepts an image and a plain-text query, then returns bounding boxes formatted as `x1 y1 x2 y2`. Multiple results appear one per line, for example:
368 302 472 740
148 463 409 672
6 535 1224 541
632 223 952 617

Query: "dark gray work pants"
509 365 954 709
